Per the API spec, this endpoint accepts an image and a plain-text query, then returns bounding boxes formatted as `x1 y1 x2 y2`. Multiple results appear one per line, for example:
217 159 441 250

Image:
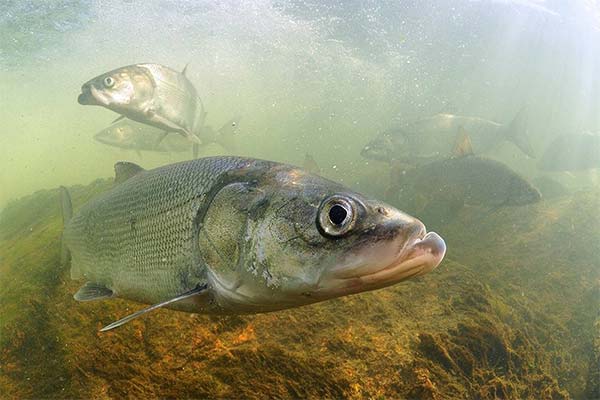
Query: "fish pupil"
329 204 348 225
104 76 114 88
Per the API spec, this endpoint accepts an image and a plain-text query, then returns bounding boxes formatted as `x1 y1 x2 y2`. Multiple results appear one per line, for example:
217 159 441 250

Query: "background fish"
94 117 241 157
94 120 190 154
78 63 205 144
61 157 445 330
361 110 534 163
303 153 321 174
388 155 541 220
539 132 600 171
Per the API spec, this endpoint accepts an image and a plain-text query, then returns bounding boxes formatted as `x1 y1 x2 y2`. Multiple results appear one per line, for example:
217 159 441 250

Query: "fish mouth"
93 132 111 145
358 231 446 285
317 228 446 297
78 84 103 106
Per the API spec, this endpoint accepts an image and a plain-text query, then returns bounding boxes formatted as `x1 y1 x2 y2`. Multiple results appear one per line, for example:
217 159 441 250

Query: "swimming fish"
94 119 190 154
303 154 321 174
538 132 600 171
361 110 535 163
387 135 541 212
60 157 446 331
78 63 206 145
94 117 241 157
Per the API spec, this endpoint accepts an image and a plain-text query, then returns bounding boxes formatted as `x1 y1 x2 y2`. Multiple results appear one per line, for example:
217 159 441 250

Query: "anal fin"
100 283 208 332
74 282 114 302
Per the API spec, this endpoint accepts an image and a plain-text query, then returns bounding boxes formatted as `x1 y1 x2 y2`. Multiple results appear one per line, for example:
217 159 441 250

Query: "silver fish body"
62 157 446 317
94 117 241 155
78 63 205 143
94 119 191 153
362 112 533 163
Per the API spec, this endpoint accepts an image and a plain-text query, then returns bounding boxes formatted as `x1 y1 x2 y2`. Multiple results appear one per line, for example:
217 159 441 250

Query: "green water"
1 1 599 399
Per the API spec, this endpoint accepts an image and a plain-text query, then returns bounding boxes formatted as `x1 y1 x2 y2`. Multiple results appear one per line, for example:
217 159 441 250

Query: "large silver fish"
60 157 446 331
94 117 241 156
361 111 535 163
78 63 205 144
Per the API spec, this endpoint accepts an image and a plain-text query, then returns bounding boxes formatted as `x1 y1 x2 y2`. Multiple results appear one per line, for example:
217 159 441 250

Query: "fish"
94 120 190 154
387 137 541 213
78 63 206 145
59 157 446 331
538 132 600 171
361 110 535 163
303 154 321 174
94 117 241 157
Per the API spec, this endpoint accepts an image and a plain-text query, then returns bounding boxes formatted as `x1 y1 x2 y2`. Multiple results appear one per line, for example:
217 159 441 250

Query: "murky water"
1 1 599 399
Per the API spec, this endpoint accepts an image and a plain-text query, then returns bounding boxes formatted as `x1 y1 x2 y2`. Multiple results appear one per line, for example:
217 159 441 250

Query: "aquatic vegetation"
0 180 596 398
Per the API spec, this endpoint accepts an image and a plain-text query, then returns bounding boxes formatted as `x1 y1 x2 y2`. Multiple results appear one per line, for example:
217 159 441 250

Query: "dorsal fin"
452 127 474 158
182 62 190 76
114 162 145 184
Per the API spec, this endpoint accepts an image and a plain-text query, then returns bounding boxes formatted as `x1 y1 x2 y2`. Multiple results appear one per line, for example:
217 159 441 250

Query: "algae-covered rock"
0 180 597 399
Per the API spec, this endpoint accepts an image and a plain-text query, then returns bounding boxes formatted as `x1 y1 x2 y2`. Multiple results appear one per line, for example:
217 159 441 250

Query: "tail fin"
59 186 73 266
501 108 535 158
215 116 241 151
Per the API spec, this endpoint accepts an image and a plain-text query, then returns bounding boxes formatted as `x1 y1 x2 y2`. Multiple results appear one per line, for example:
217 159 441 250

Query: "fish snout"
78 84 93 105
374 203 426 244
78 82 103 106
404 231 446 275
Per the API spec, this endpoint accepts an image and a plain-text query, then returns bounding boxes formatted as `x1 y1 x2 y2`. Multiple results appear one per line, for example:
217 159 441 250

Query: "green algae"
0 180 597 399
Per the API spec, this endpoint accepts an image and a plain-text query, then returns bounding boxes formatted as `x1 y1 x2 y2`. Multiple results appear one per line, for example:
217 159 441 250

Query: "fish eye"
317 195 357 238
103 76 115 88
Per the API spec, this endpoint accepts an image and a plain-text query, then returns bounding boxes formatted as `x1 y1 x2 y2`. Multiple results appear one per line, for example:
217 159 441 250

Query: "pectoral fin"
111 115 126 124
100 283 208 332
187 131 203 144
74 282 114 301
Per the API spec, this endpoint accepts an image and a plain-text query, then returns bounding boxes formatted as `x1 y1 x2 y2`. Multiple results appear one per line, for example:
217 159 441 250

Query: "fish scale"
64 156 262 305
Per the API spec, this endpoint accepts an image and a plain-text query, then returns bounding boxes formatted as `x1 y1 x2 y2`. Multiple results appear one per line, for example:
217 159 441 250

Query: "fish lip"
355 231 446 284
78 84 102 106
337 229 445 282
77 92 90 105
312 230 445 299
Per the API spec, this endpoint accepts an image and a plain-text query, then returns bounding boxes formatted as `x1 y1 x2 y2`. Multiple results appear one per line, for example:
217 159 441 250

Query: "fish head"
94 123 138 148
506 177 542 206
361 130 407 162
202 165 446 313
78 65 155 115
